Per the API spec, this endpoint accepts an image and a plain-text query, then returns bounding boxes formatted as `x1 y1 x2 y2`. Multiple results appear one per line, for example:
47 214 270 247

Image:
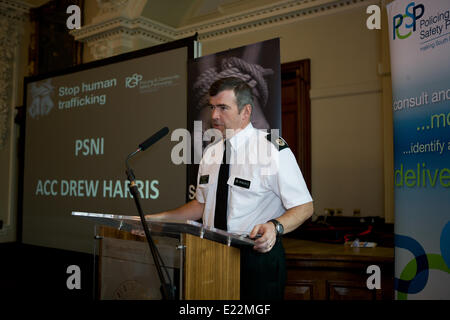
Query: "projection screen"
22 44 191 253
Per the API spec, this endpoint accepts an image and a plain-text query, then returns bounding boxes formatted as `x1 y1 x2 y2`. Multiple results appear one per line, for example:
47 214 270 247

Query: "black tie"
214 140 230 231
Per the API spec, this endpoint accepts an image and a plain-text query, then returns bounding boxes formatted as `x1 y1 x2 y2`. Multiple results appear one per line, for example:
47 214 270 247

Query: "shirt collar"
227 122 254 150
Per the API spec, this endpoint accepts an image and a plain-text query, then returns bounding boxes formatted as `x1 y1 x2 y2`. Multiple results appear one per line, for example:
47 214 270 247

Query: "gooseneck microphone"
139 126 169 151
124 126 175 300
126 126 169 172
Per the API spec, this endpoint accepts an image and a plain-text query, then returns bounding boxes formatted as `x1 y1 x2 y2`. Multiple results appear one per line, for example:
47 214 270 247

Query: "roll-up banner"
186 39 281 201
387 0 450 299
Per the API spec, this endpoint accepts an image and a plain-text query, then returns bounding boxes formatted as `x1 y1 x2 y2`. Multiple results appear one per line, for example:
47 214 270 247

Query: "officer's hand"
130 213 165 237
250 222 277 253
131 229 145 237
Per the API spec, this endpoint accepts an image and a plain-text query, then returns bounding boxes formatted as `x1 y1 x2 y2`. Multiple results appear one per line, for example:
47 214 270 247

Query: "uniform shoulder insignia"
266 133 289 151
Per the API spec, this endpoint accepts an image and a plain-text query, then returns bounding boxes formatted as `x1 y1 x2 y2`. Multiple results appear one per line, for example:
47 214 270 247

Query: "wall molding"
72 0 375 59
0 0 31 21
179 0 373 40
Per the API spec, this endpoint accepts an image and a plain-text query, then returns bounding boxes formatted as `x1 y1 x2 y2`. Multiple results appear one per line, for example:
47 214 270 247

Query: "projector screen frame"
17 34 198 245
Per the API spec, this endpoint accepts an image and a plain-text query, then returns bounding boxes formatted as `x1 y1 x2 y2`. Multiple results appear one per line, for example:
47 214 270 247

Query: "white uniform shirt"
195 123 312 234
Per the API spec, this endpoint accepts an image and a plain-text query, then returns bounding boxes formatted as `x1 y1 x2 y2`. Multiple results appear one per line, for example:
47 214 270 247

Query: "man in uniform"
147 77 313 299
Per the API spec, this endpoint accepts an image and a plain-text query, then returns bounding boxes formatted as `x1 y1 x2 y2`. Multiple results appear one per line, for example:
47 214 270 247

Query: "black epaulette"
266 133 289 151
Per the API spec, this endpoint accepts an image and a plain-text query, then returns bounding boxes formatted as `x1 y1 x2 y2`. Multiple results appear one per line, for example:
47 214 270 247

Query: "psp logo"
125 73 143 88
393 2 425 40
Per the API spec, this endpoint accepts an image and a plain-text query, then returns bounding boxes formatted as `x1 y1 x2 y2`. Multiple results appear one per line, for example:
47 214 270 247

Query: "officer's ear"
241 104 252 120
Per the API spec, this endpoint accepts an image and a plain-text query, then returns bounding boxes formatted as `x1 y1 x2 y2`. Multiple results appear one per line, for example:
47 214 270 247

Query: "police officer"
147 77 313 300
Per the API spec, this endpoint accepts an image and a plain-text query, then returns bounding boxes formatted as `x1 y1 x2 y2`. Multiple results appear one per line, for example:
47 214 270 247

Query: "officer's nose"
211 107 221 120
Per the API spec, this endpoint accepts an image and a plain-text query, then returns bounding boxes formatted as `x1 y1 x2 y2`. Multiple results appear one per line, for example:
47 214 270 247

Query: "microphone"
123 125 175 300
138 126 169 151
126 127 169 172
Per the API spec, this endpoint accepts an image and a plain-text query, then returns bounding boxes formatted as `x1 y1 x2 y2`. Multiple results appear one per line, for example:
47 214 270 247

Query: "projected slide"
23 46 188 253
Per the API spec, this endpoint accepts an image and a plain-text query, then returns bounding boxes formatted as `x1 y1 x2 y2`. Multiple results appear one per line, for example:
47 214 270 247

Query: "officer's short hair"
209 77 253 113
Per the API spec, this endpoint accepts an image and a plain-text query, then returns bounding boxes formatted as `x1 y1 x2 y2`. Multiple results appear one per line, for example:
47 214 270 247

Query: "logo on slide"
28 79 55 119
125 73 143 88
392 2 425 40
125 72 181 93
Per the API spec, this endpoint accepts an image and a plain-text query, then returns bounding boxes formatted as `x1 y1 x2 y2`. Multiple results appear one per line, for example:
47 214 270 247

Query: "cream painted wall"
312 93 383 217
200 6 385 218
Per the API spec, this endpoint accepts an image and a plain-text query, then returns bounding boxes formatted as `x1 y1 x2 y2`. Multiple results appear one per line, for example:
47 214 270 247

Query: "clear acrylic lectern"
72 211 254 300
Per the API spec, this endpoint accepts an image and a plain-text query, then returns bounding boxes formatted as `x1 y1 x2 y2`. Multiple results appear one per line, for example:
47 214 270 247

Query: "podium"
72 212 255 300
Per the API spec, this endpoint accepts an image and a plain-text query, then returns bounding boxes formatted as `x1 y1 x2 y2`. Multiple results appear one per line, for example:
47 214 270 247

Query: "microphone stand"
126 152 175 300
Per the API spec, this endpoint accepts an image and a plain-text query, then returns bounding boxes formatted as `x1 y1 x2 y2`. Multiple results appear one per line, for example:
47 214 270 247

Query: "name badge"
199 175 209 184
234 177 251 189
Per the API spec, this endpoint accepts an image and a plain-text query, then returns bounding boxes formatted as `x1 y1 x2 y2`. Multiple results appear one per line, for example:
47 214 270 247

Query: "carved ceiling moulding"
94 0 147 22
72 0 372 59
0 0 30 22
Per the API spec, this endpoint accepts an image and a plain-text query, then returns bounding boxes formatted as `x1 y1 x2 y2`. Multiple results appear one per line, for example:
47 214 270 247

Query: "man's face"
209 89 249 137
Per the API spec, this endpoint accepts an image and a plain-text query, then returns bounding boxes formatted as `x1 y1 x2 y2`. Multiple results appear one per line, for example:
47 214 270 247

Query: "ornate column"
0 0 29 149
0 0 30 239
